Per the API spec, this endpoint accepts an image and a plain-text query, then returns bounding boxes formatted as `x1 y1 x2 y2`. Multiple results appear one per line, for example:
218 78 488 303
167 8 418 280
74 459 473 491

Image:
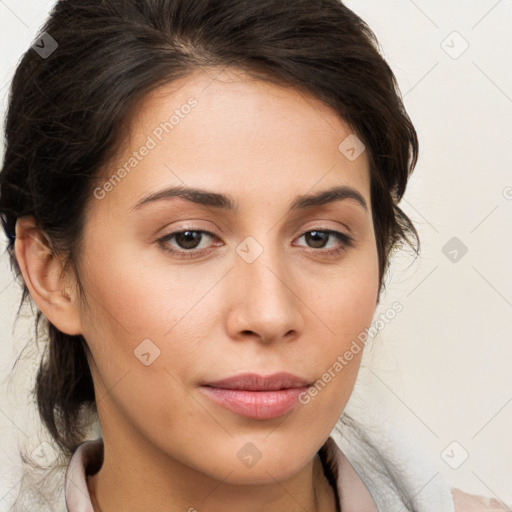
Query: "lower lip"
200 386 308 420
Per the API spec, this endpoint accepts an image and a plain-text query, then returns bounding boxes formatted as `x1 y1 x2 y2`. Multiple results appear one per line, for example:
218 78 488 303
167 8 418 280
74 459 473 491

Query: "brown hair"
0 0 419 505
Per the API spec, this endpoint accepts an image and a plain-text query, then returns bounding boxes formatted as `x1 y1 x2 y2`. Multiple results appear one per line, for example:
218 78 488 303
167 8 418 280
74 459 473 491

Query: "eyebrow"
130 184 368 213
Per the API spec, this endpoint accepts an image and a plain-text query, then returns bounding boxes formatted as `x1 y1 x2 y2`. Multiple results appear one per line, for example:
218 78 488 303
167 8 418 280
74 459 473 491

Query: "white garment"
333 414 456 511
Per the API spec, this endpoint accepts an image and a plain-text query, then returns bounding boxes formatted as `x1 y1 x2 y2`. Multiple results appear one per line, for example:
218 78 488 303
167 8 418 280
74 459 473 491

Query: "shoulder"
452 487 510 511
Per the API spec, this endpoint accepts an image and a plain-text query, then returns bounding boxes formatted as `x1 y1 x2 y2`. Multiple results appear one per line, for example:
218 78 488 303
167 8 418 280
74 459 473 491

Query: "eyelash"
157 227 355 259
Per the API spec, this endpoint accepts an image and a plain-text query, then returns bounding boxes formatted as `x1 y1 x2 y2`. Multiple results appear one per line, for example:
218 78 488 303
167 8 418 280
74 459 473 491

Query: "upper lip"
202 372 312 391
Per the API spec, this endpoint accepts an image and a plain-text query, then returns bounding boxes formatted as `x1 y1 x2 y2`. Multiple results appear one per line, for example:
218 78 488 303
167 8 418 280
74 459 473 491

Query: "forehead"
93 67 371 215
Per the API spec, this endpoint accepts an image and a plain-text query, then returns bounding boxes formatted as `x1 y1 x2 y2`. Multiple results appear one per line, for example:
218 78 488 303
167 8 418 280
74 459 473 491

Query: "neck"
87 438 337 512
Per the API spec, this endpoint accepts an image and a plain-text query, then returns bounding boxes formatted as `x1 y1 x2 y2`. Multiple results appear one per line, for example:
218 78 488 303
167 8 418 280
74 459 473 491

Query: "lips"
201 372 312 391
200 372 313 420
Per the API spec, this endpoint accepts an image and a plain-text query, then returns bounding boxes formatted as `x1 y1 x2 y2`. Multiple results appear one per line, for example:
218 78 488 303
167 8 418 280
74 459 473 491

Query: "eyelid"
297 221 354 241
158 221 222 239
158 222 352 242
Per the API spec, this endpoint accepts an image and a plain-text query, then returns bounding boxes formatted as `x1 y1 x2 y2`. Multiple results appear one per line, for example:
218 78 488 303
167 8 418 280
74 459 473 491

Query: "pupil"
177 231 201 249
307 231 327 248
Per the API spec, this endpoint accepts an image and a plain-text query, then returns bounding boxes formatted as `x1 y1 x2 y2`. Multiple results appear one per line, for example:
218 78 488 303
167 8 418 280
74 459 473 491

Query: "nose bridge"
228 233 301 340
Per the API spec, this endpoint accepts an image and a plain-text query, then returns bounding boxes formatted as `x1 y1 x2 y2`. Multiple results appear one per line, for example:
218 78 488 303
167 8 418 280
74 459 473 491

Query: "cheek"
312 254 379 340
79 256 211 438
79 237 207 340
304 253 379 409
77 239 222 396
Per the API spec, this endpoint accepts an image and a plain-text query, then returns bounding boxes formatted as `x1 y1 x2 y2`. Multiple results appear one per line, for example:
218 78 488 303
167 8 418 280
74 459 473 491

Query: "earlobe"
14 216 83 336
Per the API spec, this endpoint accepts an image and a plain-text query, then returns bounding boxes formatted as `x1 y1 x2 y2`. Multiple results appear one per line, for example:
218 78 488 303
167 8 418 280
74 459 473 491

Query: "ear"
14 216 83 336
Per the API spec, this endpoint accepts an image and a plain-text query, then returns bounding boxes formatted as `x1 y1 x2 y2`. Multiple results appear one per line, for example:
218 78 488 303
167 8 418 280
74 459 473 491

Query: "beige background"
0 0 511 508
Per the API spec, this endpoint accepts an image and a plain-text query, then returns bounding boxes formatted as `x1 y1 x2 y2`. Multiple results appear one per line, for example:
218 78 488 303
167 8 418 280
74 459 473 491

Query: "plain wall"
0 0 511 508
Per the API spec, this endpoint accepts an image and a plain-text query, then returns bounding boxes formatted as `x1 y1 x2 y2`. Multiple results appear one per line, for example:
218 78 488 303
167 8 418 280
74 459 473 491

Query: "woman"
0 0 506 510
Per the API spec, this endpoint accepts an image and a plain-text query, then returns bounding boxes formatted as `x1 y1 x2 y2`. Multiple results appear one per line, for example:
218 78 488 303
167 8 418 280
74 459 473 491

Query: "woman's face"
77 67 379 484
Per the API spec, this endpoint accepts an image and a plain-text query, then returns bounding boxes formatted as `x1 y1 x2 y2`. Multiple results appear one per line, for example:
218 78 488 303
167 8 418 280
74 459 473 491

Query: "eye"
157 227 354 259
158 229 221 258
294 229 354 255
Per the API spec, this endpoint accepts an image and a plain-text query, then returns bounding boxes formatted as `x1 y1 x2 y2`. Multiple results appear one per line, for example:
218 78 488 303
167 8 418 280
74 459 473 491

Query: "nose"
224 240 304 344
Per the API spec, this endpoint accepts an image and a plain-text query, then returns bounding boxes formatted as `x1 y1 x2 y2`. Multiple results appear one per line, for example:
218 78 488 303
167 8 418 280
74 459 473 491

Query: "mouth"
200 372 313 420
201 371 312 391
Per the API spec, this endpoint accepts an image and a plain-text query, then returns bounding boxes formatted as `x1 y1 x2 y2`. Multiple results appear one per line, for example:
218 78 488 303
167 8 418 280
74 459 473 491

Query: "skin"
15 67 380 512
